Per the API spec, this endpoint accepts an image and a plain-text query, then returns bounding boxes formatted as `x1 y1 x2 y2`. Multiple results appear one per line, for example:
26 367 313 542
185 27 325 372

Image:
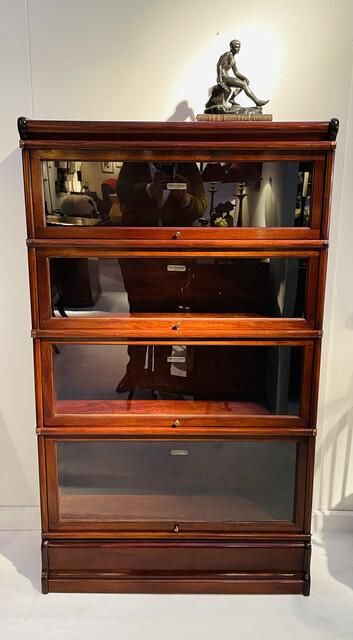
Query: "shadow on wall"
316 386 353 514
314 369 353 590
290 532 353 636
320 513 353 591
0 412 37 507
0 412 41 591
167 101 196 121
0 531 41 592
345 311 353 331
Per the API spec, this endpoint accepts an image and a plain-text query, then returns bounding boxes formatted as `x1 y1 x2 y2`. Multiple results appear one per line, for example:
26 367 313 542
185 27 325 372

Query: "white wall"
0 0 38 528
1 0 353 530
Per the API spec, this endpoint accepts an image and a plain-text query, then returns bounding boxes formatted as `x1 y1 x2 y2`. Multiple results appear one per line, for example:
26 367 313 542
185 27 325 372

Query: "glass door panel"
53 439 299 527
51 343 304 419
41 160 313 229
48 256 309 319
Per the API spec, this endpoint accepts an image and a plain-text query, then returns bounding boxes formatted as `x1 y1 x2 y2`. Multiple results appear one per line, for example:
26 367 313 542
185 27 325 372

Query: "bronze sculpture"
205 40 269 115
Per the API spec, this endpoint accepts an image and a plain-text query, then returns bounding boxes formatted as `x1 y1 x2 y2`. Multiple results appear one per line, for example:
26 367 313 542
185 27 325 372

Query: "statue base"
197 113 273 121
202 83 272 121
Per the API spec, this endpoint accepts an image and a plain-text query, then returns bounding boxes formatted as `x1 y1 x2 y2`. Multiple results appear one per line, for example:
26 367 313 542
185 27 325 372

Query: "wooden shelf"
55 399 273 416
59 493 292 523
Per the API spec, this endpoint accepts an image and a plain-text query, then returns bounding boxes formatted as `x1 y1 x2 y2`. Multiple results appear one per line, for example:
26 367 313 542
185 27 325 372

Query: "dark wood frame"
19 118 337 595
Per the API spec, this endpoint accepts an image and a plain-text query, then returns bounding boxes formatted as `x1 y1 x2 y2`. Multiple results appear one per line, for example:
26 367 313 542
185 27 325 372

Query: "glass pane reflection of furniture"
52 343 302 417
56 441 297 524
50 256 307 318
42 160 313 229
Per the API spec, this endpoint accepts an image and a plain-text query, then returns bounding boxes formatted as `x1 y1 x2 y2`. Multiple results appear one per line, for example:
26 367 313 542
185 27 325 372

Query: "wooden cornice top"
18 117 339 145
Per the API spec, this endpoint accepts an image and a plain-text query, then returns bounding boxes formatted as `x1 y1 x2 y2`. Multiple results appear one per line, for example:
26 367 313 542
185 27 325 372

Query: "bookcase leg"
303 538 312 596
41 539 49 595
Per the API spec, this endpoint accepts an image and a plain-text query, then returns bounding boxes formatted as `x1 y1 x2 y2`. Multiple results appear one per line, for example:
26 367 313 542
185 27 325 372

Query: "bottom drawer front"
47 540 305 575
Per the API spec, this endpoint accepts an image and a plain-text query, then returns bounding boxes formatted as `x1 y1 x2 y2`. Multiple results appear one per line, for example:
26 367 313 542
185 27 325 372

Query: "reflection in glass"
50 257 307 318
52 344 302 416
42 160 312 228
117 161 207 227
56 440 296 522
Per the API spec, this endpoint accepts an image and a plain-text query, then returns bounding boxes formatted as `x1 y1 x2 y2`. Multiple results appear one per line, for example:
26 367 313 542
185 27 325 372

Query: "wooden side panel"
27 248 39 329
22 149 35 238
304 437 316 534
33 339 44 428
316 246 329 329
321 148 336 239
41 539 49 594
310 340 322 429
37 436 48 531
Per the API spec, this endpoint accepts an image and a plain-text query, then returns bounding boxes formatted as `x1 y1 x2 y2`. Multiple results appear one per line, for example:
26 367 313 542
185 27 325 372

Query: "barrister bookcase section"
18 116 338 595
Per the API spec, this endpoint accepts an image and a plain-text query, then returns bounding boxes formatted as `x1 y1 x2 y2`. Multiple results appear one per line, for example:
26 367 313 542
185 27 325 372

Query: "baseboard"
0 507 40 530
312 510 353 532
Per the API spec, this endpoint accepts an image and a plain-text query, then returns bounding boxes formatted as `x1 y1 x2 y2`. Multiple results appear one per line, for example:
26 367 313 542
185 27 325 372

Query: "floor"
0 531 352 640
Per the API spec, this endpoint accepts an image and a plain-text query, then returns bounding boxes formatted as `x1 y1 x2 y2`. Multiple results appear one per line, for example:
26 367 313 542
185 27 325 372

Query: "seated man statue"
205 39 269 115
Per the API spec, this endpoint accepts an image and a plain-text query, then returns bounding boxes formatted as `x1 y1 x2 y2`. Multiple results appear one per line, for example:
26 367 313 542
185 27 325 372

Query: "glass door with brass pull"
41 340 314 427
45 437 308 532
36 251 321 335
37 158 319 234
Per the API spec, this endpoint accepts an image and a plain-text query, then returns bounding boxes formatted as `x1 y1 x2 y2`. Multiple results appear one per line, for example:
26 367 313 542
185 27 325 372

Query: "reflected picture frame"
101 161 114 173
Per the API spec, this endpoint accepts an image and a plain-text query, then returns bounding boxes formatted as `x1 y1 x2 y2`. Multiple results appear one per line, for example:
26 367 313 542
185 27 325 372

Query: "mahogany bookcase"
18 117 338 594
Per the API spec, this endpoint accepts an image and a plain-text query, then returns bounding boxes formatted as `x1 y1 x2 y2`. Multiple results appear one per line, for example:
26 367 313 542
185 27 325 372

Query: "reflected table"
46 215 101 226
